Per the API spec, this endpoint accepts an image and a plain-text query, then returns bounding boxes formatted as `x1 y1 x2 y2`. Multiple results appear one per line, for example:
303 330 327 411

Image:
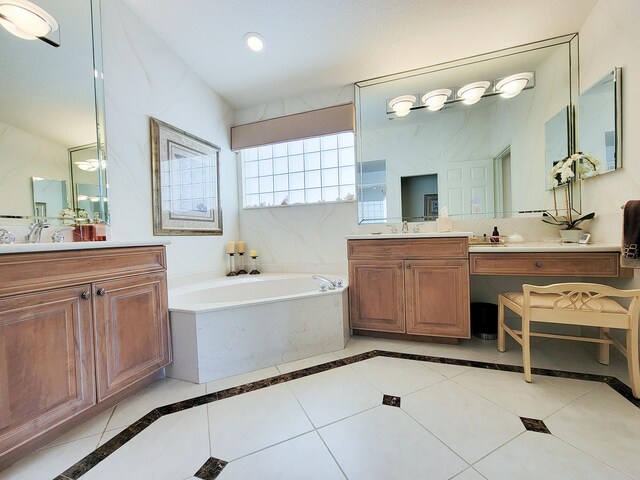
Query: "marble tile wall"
101 0 239 278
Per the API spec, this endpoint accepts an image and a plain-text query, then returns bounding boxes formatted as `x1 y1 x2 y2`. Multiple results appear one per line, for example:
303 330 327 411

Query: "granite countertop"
0 240 170 254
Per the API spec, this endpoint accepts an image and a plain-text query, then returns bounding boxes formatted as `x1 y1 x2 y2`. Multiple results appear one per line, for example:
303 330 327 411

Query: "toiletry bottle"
483 234 487 243
490 226 500 243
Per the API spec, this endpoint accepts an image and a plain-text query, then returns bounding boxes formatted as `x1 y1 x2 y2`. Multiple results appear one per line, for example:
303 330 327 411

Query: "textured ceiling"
124 0 597 109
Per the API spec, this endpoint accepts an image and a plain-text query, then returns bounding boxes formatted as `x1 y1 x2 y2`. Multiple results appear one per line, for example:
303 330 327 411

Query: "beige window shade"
231 103 355 151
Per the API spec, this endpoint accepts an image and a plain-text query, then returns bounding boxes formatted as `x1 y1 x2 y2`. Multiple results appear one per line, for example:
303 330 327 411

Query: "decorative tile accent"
520 417 551 434
53 348 639 479
194 457 228 480
382 394 401 407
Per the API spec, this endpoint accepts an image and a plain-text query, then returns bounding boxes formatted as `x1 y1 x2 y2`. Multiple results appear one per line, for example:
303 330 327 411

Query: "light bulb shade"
389 95 416 117
458 81 490 105
0 1 58 39
422 88 452 111
74 159 100 172
244 32 264 51
496 72 533 98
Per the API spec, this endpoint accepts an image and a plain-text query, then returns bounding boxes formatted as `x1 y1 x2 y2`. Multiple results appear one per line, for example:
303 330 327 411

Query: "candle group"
226 241 257 257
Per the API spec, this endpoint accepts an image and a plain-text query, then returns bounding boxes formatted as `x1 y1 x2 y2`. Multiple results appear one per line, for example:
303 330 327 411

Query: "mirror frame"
354 34 580 225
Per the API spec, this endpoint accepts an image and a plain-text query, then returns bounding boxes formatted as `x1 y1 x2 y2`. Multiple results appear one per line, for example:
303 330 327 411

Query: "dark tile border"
520 417 551 434
54 349 639 479
382 394 401 407
194 456 228 480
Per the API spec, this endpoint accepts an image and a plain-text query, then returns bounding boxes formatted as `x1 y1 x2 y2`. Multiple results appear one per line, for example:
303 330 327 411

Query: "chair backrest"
522 282 640 326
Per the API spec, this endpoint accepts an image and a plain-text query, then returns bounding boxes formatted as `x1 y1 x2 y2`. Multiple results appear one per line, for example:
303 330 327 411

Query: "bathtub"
166 274 349 384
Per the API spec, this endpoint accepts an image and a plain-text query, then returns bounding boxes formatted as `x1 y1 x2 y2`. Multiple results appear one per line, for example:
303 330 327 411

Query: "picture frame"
424 193 439 220
150 117 222 236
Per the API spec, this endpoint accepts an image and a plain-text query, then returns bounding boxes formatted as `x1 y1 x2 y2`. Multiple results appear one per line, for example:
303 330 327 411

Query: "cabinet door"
0 285 95 457
93 272 170 401
349 260 405 333
405 259 470 338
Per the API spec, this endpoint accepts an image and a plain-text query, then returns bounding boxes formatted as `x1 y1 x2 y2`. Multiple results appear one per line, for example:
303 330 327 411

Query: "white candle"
227 241 235 254
249 249 257 257
237 241 246 253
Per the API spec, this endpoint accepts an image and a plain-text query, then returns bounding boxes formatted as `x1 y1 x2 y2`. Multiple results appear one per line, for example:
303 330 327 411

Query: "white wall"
101 0 238 278
578 0 640 247
235 87 357 273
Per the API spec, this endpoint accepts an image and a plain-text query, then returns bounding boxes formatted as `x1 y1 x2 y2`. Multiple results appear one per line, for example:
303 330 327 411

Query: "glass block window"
241 132 356 208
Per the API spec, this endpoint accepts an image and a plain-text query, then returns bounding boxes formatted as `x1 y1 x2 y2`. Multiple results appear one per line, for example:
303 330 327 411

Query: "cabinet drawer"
470 252 620 277
0 246 166 298
348 238 468 260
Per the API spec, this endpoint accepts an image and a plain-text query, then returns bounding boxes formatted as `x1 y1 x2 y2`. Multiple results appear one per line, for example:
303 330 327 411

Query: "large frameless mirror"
577 68 622 179
355 35 579 224
0 0 109 225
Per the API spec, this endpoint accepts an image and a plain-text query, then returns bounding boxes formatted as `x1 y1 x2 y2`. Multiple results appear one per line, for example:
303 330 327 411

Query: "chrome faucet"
0 228 15 244
25 221 50 243
385 224 397 234
312 275 343 290
413 223 424 233
402 221 409 233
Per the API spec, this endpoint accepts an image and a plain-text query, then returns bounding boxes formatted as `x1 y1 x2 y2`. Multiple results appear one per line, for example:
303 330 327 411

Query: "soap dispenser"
490 226 500 243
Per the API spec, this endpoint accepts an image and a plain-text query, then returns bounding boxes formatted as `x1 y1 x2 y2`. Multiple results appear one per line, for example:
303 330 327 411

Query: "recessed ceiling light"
244 32 264 52
0 0 58 40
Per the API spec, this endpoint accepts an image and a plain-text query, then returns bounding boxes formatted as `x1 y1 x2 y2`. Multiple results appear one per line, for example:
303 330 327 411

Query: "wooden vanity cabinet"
348 238 470 339
0 246 170 470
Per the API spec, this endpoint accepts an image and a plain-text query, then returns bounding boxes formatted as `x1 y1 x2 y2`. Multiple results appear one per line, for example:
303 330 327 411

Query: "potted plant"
542 210 595 242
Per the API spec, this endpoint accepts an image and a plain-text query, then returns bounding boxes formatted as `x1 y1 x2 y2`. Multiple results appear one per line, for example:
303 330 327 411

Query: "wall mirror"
355 34 579 224
544 106 572 191
577 68 622 178
0 0 109 225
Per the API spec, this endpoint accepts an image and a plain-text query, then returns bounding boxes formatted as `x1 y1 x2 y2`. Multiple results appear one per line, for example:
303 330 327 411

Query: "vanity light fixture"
389 95 416 117
422 89 452 111
77 194 88 201
0 0 59 47
457 81 491 105
244 32 264 52
495 72 534 98
74 159 101 172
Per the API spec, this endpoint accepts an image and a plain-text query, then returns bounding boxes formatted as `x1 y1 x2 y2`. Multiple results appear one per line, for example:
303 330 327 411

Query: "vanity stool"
497 283 640 398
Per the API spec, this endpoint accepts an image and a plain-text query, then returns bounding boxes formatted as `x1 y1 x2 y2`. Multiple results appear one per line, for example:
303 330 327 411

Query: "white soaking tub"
166 274 349 383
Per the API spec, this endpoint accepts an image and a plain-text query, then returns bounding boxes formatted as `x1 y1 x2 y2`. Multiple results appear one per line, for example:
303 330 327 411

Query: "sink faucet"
402 221 409 233
312 275 343 290
0 229 15 244
25 221 50 243
413 223 424 233
385 224 397 234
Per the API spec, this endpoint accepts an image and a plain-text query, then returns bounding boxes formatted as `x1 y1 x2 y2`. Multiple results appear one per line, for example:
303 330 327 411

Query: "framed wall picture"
150 117 222 235
424 193 438 220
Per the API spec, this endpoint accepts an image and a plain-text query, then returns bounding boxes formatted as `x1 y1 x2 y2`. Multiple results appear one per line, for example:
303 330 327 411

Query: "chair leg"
498 296 506 353
522 313 532 383
626 325 640 399
598 327 610 365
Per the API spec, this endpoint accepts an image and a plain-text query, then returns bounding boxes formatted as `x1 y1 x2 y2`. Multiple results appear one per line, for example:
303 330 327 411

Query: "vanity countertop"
0 239 170 254
468 242 620 253
345 232 473 240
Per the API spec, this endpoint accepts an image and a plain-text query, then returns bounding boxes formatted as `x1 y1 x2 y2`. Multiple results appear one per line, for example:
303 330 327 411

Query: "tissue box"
436 216 452 232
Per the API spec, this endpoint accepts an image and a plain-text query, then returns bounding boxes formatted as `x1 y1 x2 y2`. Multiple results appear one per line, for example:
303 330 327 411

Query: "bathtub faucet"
312 275 343 290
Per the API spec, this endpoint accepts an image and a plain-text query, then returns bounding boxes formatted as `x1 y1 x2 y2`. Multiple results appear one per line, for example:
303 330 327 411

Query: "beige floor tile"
319 405 467 480
349 356 447 396
208 383 313 461
82 405 210 480
474 431 630 480
106 377 206 430
287 365 382 427
277 352 341 374
41 407 114 449
403 380 524 463
453 368 581 419
219 432 345 479
333 335 417 358
545 384 640 479
451 467 487 479
205 366 280 394
0 434 100 480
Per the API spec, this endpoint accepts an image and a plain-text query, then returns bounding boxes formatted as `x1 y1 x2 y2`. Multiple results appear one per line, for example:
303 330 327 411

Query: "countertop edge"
0 240 171 254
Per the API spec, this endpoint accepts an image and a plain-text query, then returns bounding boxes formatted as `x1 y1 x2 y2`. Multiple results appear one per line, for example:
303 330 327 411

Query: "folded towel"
622 200 640 268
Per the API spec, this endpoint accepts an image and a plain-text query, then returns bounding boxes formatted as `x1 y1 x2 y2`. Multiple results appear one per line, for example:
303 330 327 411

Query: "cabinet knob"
96 288 106 296
405 263 411 269
81 291 91 300
535 261 543 269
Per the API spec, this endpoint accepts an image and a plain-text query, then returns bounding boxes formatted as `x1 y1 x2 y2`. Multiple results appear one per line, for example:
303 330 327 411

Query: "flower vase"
559 229 582 243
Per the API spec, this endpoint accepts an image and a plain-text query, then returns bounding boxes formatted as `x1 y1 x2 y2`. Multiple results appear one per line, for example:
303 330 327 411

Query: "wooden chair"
497 283 640 398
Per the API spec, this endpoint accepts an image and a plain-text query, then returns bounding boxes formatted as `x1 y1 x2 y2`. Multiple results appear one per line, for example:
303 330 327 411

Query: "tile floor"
2 335 639 480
